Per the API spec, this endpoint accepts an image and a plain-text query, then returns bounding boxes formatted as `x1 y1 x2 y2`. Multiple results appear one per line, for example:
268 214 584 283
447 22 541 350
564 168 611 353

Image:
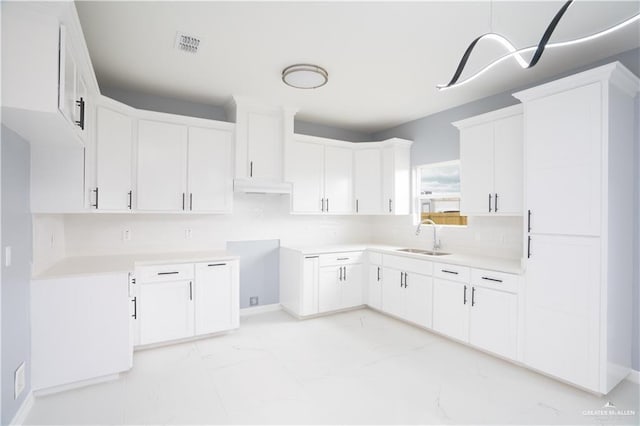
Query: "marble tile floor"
25 308 639 425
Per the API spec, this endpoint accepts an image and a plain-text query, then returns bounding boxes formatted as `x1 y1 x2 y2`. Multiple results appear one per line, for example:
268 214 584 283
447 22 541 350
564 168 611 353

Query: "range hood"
233 178 292 194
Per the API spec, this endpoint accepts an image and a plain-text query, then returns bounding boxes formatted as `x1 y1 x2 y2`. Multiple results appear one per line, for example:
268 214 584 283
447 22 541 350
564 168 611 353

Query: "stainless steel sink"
396 248 451 256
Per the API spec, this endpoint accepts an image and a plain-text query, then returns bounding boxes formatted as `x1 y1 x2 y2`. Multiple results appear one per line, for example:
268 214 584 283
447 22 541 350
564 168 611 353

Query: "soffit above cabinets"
76 1 640 133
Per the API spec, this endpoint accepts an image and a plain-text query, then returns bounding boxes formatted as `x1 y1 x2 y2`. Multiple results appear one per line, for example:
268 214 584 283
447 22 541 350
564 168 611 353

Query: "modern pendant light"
437 0 640 90
282 64 328 89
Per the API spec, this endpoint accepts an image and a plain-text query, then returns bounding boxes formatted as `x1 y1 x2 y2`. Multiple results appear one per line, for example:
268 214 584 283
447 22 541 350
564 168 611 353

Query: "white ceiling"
76 1 640 133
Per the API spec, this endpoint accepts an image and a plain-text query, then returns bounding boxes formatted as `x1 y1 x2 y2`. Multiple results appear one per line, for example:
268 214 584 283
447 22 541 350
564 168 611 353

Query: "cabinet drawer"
368 251 383 265
470 268 520 293
136 263 194 283
319 251 363 267
383 254 432 275
434 263 470 283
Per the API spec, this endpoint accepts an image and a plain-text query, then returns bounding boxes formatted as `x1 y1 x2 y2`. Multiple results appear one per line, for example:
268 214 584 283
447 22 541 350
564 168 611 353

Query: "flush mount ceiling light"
437 0 640 90
282 64 328 89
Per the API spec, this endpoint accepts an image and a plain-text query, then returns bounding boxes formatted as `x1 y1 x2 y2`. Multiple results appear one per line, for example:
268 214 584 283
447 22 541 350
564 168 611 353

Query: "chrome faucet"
415 218 441 253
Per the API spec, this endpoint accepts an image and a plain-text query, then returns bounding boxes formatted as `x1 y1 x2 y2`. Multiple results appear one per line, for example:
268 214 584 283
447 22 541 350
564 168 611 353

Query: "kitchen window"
415 160 467 226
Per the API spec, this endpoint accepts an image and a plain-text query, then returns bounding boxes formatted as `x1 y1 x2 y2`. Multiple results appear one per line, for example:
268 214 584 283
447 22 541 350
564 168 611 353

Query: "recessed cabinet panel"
382 268 404 318
319 266 342 313
246 112 282 179
288 140 324 213
460 123 494 214
404 272 433 328
354 148 382 214
493 115 523 214
433 278 469 342
137 120 188 211
138 280 195 345
468 287 517 359
368 264 383 310
96 107 133 210
187 127 233 212
324 145 353 214
525 83 601 236
194 263 234 335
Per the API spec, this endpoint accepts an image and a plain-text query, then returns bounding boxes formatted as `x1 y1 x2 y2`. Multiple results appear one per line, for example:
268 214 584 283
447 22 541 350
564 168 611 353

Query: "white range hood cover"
233 178 292 194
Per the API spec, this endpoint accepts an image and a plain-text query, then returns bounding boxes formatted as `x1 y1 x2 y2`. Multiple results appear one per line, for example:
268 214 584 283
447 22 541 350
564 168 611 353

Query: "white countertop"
33 250 239 280
281 244 524 274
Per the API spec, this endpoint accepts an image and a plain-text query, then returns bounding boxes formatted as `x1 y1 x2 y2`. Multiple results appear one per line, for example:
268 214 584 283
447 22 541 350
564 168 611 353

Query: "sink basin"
396 248 451 256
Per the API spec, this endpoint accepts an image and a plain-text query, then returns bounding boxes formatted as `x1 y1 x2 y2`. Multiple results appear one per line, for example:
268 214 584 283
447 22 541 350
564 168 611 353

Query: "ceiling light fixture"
282 64 328 89
437 1 640 90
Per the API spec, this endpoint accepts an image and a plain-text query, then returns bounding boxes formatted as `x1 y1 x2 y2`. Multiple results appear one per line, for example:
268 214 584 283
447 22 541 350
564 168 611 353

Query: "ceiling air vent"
175 32 201 53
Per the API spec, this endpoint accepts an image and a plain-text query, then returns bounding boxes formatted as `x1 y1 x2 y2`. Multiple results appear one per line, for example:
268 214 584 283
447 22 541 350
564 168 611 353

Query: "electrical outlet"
249 296 259 306
122 229 131 242
14 362 25 399
185 228 193 239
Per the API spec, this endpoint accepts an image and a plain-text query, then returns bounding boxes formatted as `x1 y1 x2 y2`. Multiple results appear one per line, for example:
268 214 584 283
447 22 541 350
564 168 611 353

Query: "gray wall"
101 86 371 141
295 120 372 142
101 86 229 122
1 126 32 425
373 48 640 370
226 240 279 309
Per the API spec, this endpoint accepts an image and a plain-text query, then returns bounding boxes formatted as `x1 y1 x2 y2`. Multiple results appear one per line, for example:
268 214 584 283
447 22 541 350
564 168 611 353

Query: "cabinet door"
341 264 363 309
432 278 469 342
525 83 601 236
367 264 383 310
96 107 133 210
381 145 411 215
74 75 87 135
493 114 522 215
194 263 235 335
459 122 494 215
318 266 341 312
469 287 517 359
58 28 76 123
187 127 232 212
382 268 404 318
137 120 188 211
524 234 600 390
246 112 282 179
354 148 382 214
138 280 194 345
404 272 433 328
324 145 353 214
301 257 319 316
288 140 324 213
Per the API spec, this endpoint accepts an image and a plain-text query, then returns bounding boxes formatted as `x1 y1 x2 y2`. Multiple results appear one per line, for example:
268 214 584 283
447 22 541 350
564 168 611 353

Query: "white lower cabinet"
194 262 239 334
319 263 363 313
134 259 239 346
433 264 519 360
138 279 195 345
31 273 132 391
367 252 383 310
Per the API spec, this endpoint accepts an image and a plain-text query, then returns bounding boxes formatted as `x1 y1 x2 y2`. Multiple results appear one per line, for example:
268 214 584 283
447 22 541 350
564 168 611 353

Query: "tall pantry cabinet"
514 62 639 394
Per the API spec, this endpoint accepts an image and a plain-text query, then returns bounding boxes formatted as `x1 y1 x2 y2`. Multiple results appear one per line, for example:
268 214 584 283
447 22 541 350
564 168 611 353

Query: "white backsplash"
32 196 523 273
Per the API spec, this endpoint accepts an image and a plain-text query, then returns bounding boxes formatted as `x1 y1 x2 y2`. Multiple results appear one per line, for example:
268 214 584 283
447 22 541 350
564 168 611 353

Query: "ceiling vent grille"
175 32 200 53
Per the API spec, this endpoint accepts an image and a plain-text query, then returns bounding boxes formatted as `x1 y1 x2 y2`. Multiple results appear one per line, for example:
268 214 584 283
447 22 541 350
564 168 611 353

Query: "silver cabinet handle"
388 199 392 213
356 199 359 213
190 193 193 211
471 287 476 306
131 297 137 319
189 281 193 300
92 187 99 209
488 193 492 213
377 267 381 282
326 198 329 212
250 161 253 177
343 266 347 281
494 193 498 212
182 193 186 211
128 190 132 210
481 276 502 283
463 285 467 304
441 269 458 275
339 266 343 281
158 271 179 276
207 263 226 267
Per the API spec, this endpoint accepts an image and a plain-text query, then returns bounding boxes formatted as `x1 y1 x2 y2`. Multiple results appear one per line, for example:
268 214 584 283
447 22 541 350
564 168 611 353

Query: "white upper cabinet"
288 136 353 215
2 3 95 147
187 127 233 213
137 120 189 211
455 105 523 216
228 97 296 182
95 105 133 211
287 140 325 213
381 141 412 215
354 148 382 214
136 117 234 213
524 83 602 236
324 145 354 214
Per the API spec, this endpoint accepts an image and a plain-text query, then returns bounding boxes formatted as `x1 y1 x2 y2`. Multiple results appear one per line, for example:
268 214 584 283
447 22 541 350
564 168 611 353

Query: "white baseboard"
626 369 640 384
33 373 120 397
9 391 34 426
240 303 282 317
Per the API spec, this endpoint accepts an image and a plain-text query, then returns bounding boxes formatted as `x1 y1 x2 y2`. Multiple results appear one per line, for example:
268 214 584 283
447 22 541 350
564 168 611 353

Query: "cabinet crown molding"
513 61 640 102
452 104 523 129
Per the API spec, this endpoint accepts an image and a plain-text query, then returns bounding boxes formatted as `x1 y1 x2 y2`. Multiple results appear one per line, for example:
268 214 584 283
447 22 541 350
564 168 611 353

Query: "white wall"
36 195 374 264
